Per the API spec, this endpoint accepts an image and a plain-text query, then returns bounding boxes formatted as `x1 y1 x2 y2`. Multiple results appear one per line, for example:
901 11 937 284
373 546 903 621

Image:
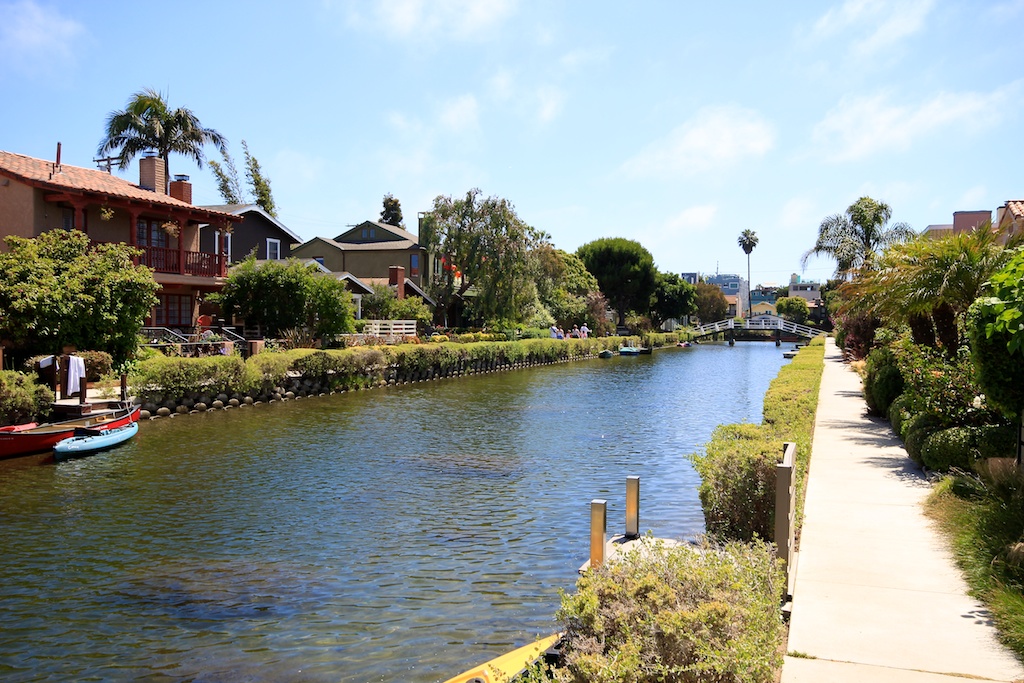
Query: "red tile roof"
1006 200 1024 219
0 150 236 221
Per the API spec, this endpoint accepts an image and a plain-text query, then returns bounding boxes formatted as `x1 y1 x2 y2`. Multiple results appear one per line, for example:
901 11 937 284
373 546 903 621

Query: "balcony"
138 246 227 278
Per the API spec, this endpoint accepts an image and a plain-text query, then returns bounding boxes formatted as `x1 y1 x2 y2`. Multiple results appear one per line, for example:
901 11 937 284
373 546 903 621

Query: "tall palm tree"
737 229 758 318
802 196 915 277
97 88 227 185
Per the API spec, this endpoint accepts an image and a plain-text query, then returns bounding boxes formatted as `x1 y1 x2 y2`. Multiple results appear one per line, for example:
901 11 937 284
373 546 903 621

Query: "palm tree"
801 196 915 277
97 88 227 185
737 229 758 318
841 223 1023 354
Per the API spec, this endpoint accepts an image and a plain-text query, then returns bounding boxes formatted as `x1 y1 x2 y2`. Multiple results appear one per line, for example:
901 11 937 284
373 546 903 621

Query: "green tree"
380 194 404 228
738 229 759 317
0 230 159 363
210 141 279 217
802 196 915 277
215 257 353 337
576 237 657 326
535 246 600 328
695 282 728 323
97 88 226 183
420 189 546 327
652 272 697 326
776 296 810 324
242 140 277 217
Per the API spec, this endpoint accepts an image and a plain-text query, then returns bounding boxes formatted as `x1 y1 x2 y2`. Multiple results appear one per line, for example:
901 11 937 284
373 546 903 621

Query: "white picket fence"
361 319 418 339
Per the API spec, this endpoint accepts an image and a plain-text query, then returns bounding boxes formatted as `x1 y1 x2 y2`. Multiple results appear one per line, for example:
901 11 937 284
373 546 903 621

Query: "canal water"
0 343 789 683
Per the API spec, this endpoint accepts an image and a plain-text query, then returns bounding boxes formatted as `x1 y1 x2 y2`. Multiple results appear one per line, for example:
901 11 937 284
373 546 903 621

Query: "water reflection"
0 343 789 682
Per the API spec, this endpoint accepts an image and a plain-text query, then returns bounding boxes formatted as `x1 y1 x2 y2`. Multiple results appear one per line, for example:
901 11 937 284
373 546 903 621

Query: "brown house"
198 204 300 264
0 148 241 328
290 220 426 289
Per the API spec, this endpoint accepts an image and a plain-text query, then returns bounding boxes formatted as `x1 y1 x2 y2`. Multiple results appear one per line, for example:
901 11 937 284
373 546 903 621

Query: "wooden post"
79 377 88 405
590 499 607 570
625 476 640 538
0 345 4 370
776 442 797 599
120 374 128 402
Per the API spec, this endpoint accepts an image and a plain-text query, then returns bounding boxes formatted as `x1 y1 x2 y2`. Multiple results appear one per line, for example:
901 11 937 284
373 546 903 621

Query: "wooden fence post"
625 476 640 539
590 499 607 569
775 441 797 601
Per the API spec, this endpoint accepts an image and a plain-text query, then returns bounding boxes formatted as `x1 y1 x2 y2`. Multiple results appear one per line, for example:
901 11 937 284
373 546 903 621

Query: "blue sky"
2 0 1022 287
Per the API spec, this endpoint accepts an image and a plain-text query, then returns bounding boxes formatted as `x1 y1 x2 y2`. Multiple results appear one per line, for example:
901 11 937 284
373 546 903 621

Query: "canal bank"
782 339 1024 682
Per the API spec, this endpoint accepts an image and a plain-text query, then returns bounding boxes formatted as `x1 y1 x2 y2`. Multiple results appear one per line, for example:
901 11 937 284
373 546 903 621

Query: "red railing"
139 246 226 277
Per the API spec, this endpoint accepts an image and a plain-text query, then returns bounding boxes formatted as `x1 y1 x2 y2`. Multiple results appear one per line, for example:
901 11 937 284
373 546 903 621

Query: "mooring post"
79 377 88 405
120 373 128 402
590 499 607 569
625 476 640 538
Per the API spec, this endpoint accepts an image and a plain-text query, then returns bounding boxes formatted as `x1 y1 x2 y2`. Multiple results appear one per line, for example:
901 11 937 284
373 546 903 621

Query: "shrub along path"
782 338 1024 682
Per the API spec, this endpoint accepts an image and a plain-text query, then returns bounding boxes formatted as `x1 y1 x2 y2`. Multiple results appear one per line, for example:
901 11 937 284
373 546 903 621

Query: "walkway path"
782 338 1024 682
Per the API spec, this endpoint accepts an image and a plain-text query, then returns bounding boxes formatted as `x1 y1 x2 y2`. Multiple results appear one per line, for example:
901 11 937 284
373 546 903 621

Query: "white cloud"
438 94 480 132
622 106 776 178
535 86 565 124
812 84 1018 162
0 0 84 75
778 198 817 232
812 0 934 57
559 47 611 71
956 185 988 210
344 0 517 40
666 205 719 234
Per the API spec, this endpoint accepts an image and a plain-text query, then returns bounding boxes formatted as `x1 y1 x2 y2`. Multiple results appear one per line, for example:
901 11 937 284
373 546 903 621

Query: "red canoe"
0 405 141 459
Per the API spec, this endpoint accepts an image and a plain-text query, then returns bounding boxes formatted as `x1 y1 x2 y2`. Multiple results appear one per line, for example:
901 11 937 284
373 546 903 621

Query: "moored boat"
442 633 562 683
618 346 640 355
0 404 141 459
53 421 139 460
598 349 615 358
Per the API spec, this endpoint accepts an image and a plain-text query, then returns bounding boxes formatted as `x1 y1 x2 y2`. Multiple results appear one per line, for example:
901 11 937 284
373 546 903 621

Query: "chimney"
139 153 166 194
169 174 192 204
389 265 405 299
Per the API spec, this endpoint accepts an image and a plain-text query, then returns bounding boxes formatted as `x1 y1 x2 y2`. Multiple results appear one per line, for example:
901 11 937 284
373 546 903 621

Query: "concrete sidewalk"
782 338 1024 682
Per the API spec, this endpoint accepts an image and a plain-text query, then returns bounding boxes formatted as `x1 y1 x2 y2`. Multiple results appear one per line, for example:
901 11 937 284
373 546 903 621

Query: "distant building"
705 273 748 318
922 210 992 239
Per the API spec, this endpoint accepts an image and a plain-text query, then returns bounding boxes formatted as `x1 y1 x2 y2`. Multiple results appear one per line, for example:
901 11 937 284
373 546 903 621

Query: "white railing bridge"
693 315 819 340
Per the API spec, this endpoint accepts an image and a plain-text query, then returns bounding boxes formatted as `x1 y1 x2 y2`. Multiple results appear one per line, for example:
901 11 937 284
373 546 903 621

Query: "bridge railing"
693 315 818 339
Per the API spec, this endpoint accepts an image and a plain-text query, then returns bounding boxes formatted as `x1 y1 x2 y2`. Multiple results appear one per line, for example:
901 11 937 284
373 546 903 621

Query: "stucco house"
0 148 241 328
199 204 300 264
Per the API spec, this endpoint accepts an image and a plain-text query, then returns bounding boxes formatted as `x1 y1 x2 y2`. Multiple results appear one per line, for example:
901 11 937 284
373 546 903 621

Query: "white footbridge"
693 315 819 340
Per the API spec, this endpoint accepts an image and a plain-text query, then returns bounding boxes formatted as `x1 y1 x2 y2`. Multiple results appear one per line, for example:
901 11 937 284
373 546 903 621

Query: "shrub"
863 346 903 416
691 338 824 541
902 412 947 465
552 538 785 683
921 427 975 472
888 392 918 435
0 370 53 426
973 424 1016 461
693 424 780 542
130 355 257 401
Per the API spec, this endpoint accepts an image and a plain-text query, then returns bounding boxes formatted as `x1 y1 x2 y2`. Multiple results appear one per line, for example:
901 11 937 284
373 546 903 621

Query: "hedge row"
129 335 689 416
690 337 826 542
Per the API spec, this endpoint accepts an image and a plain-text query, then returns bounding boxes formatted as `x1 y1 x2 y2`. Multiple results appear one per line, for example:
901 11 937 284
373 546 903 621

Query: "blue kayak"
53 422 138 460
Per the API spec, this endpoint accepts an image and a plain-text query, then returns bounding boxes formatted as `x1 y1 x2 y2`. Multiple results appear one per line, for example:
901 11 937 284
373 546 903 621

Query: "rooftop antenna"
93 156 117 173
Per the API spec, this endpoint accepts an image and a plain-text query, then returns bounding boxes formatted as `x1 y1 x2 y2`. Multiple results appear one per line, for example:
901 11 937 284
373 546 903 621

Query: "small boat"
598 349 615 358
618 346 640 355
638 347 653 354
442 633 562 683
54 422 138 460
0 405 140 459
676 341 692 348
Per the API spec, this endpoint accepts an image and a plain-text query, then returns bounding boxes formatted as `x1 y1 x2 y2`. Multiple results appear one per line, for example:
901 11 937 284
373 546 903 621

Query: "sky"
1 0 1022 287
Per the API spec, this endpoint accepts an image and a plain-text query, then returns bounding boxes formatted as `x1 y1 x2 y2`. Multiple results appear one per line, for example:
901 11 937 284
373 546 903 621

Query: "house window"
369 228 376 238
137 219 168 248
216 232 232 261
361 228 368 238
62 208 75 230
314 257 325 266
409 253 419 277
267 238 281 260
154 293 194 328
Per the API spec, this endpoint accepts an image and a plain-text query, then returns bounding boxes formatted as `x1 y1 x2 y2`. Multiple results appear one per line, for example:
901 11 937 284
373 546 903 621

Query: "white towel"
67 356 86 396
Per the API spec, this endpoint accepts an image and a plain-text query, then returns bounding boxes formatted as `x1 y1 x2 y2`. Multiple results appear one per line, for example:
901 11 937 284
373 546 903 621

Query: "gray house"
199 204 300 264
